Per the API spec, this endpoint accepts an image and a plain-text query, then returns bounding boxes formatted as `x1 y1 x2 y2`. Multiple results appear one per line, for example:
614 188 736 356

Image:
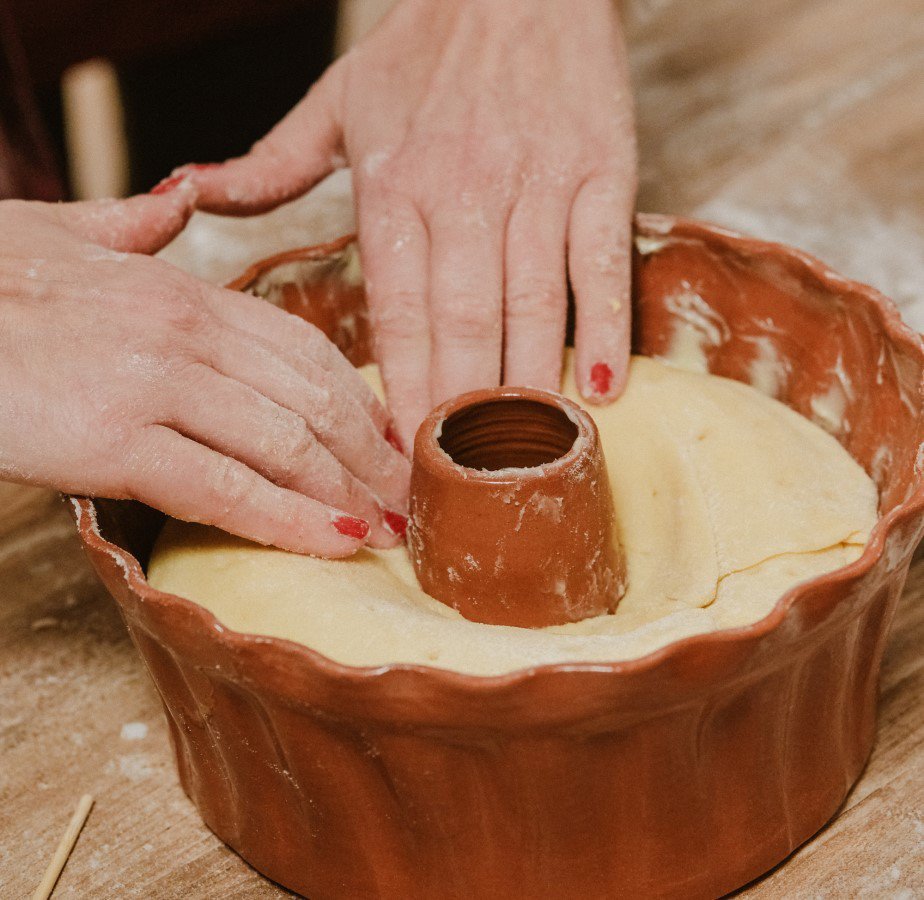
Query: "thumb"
49 177 198 254
176 66 345 216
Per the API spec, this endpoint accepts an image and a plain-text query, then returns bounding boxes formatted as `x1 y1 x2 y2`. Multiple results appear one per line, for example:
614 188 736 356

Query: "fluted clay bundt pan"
71 214 924 899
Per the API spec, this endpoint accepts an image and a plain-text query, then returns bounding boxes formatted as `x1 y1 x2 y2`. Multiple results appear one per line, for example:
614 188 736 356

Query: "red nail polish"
382 510 408 538
384 423 405 455
333 515 370 539
589 362 613 396
149 174 185 195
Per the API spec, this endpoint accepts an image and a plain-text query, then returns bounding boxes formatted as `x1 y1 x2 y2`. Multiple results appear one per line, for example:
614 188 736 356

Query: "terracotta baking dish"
71 215 924 899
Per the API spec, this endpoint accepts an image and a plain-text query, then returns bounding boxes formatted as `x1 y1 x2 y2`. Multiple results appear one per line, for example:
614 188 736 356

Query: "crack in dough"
701 532 867 610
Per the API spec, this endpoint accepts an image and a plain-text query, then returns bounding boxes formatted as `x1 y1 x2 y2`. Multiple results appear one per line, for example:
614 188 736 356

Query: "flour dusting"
696 195 924 331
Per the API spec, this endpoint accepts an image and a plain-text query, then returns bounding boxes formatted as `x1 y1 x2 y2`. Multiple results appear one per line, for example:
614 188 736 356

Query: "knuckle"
376 206 423 246
170 357 211 388
582 161 636 204
273 310 327 353
443 295 501 340
467 128 518 171
289 315 324 342
157 286 210 336
274 422 318 482
343 474 370 511
434 189 505 230
505 277 564 322
521 144 581 183
581 175 621 206
158 359 210 413
98 407 142 447
370 295 428 341
94 381 154 438
208 457 255 516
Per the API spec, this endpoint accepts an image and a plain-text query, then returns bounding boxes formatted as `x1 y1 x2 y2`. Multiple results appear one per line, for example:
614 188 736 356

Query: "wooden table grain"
1 482 921 898
2 0 923 895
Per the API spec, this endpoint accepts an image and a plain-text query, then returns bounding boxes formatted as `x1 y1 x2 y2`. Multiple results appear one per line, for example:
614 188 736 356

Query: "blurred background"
0 0 393 199
2 0 921 326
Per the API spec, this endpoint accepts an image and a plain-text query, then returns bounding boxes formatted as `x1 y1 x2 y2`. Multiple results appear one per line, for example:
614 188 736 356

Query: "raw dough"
148 354 878 676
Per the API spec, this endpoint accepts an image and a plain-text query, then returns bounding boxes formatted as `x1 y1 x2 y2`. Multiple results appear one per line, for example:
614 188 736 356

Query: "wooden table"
2 492 922 898
2 0 923 895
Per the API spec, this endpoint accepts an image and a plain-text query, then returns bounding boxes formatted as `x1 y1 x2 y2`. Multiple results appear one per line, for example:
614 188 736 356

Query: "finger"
46 182 198 253
207 284 392 435
502 191 570 391
357 196 431 449
202 319 410 514
126 425 369 557
427 204 505 405
568 172 634 402
163 365 403 547
178 67 344 215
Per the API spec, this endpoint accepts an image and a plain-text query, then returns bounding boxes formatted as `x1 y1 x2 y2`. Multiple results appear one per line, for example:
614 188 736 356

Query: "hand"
0 187 409 556
182 0 637 446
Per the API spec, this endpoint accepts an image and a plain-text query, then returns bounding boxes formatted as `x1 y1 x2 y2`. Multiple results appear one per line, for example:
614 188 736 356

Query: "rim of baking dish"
70 213 924 691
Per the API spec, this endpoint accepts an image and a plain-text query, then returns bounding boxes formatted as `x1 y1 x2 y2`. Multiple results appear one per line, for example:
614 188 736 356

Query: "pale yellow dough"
148 355 878 676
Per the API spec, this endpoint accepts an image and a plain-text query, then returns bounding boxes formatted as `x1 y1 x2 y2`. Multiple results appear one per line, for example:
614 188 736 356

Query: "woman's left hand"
183 0 637 448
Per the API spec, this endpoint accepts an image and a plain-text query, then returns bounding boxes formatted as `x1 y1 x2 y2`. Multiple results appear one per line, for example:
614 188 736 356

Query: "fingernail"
382 509 408 538
589 362 614 396
149 174 186 195
384 423 405 455
333 515 370 539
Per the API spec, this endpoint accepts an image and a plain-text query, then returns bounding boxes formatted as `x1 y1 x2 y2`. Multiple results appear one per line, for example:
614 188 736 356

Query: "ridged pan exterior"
72 215 924 899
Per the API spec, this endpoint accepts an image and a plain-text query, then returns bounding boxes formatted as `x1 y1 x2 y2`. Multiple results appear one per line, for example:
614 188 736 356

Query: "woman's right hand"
0 186 410 556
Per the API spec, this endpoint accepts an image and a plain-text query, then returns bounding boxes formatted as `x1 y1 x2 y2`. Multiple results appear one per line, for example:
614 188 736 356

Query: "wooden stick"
31 794 94 900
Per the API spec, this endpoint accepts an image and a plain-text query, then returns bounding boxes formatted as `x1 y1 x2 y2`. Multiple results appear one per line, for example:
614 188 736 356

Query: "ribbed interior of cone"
438 398 579 471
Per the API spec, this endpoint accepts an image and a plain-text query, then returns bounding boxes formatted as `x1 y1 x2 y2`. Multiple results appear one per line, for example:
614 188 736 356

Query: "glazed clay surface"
74 216 924 900
148 352 877 676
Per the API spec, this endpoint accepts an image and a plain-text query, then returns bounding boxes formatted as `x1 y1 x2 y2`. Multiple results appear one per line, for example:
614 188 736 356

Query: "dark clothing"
0 1 63 200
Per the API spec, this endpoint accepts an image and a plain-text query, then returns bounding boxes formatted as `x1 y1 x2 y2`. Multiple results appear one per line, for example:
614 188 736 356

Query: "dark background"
5 0 338 195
